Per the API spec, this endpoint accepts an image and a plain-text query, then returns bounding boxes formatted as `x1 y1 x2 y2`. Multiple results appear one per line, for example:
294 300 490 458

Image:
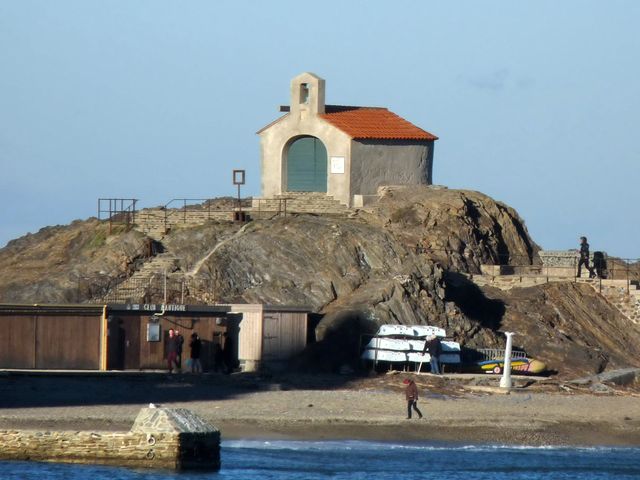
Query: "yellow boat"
477 357 546 375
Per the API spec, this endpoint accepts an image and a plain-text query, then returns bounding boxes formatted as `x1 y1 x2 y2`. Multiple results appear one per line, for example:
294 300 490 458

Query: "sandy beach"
1 371 639 447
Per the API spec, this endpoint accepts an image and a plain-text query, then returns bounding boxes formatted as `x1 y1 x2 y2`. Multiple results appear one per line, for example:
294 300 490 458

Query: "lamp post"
499 331 515 389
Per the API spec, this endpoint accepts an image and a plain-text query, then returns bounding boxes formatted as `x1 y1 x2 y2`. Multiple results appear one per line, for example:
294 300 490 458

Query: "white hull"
376 325 446 338
364 338 460 353
361 324 462 365
361 349 461 364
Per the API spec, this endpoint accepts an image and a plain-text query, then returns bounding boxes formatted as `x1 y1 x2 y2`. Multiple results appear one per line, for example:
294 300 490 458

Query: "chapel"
257 72 438 207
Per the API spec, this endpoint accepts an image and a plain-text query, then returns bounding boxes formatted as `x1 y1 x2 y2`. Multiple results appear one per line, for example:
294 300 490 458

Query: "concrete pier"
0 407 220 471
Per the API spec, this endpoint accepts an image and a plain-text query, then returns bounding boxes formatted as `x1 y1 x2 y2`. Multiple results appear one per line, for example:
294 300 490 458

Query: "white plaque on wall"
330 156 345 174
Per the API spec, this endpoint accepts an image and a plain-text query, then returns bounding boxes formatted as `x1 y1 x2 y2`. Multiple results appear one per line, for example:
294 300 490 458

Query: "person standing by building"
403 379 423 419
189 332 203 374
176 331 185 371
422 335 442 375
222 332 235 374
577 236 595 278
166 328 179 373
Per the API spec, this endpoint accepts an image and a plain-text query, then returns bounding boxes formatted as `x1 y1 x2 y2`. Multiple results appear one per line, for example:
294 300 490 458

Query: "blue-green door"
287 136 327 192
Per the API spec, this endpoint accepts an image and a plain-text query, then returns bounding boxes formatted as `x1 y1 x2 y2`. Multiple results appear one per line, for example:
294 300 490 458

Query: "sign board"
146 323 161 342
330 156 345 174
233 169 246 185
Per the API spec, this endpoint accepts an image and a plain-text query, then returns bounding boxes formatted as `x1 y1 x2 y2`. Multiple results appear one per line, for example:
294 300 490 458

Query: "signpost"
233 169 246 222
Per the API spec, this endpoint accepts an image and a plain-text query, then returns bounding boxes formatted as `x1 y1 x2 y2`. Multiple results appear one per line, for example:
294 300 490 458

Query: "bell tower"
290 72 325 117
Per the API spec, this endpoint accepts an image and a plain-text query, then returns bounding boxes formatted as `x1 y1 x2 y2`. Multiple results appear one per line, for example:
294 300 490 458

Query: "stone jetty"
0 407 220 471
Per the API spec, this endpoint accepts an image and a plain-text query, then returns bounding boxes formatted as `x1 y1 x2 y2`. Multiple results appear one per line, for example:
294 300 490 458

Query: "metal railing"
99 274 218 305
416 247 639 294
97 198 138 234
249 197 291 218
161 198 253 231
134 197 293 236
474 348 527 361
417 247 637 275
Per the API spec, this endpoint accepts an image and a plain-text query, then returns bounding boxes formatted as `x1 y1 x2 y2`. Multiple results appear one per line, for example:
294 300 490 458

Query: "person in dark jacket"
222 332 235 374
189 332 202 374
422 335 442 375
176 332 185 370
403 379 423 419
577 236 595 278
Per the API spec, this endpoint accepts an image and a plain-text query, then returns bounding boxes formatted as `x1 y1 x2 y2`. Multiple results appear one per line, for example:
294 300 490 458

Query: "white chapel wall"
259 115 353 204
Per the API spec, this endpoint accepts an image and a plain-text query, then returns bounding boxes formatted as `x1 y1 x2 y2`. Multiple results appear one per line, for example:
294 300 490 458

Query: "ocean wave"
222 439 638 454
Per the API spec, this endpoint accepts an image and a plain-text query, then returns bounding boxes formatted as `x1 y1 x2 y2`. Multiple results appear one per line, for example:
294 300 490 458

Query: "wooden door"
287 136 327 192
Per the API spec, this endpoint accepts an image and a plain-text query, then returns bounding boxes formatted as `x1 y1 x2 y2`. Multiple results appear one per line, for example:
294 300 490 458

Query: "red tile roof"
320 105 438 141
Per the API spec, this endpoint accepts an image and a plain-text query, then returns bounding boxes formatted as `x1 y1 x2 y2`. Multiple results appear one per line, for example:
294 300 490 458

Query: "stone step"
102 254 183 302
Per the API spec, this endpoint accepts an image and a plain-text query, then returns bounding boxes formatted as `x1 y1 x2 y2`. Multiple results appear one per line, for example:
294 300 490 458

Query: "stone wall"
538 250 580 267
0 430 179 469
596 281 640 325
349 139 433 196
0 407 220 471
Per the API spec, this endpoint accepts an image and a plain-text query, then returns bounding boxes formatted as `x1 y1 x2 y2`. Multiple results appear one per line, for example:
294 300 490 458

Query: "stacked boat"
361 324 461 368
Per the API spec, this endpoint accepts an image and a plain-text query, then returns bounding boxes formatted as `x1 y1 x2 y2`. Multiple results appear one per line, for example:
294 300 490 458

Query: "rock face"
0 219 147 303
0 186 638 377
447 280 640 378
366 186 540 272
179 214 450 370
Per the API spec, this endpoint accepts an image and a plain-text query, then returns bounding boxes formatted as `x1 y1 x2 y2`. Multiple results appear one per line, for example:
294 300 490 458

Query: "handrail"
153 197 293 233
97 198 138 234
417 247 638 294
416 247 638 275
160 198 253 232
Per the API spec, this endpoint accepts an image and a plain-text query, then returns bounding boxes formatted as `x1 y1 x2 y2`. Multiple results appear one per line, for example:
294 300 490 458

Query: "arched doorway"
286 136 327 192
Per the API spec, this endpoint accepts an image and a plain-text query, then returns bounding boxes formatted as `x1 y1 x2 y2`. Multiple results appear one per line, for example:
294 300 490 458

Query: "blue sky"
1 1 638 257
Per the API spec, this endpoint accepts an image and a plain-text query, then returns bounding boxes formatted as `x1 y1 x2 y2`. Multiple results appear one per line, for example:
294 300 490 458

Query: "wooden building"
0 303 308 372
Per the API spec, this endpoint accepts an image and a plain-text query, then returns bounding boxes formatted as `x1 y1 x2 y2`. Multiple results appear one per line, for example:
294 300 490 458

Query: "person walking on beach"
189 332 203 374
166 328 179 373
403 379 423 419
577 236 595 278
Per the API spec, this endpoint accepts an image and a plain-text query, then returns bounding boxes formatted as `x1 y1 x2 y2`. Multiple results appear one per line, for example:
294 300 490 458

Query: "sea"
2 440 639 479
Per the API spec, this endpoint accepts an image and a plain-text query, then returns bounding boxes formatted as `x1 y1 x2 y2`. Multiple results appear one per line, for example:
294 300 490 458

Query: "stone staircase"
252 192 349 215
102 253 181 303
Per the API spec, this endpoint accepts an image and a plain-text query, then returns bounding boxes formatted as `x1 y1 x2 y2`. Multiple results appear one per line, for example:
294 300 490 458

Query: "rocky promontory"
1 186 638 378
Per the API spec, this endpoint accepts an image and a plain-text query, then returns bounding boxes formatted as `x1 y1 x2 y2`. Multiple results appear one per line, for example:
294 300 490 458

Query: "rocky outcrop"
365 186 540 272
448 280 640 378
0 219 147 303
1 187 638 378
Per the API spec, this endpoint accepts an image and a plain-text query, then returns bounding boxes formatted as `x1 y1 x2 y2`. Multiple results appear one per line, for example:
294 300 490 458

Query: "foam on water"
223 438 629 454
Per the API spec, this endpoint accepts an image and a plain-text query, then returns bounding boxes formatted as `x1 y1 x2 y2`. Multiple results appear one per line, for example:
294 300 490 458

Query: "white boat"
361 349 410 362
364 338 426 351
361 325 461 366
376 324 446 338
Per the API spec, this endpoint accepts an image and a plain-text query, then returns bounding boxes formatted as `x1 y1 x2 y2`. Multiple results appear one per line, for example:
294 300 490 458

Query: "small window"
300 83 310 104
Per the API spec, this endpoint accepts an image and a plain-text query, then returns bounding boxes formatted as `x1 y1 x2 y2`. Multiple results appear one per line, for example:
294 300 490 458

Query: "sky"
1 1 638 258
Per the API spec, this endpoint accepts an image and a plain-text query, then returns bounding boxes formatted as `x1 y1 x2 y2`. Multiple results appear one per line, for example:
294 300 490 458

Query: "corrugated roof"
320 105 438 141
